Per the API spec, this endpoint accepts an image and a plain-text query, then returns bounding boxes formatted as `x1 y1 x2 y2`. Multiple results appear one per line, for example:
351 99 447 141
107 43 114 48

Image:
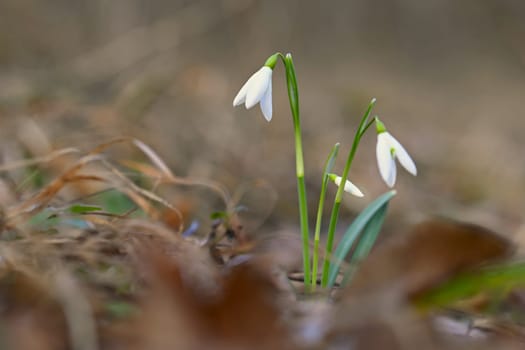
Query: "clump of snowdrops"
233 52 417 291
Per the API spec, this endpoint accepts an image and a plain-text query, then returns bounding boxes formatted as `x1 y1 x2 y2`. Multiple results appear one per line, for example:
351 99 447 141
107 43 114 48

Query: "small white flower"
233 66 273 121
329 174 364 197
376 131 417 188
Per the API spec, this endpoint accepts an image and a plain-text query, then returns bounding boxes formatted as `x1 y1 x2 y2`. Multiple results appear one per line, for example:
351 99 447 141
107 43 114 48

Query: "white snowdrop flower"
233 66 273 121
375 119 417 188
328 174 364 197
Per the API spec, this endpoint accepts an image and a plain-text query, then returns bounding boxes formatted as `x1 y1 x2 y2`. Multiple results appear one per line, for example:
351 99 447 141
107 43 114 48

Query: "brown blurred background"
0 0 524 235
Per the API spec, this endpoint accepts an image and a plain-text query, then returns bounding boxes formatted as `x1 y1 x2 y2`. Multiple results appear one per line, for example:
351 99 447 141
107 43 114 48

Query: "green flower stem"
274 52 311 287
320 98 376 287
311 143 340 290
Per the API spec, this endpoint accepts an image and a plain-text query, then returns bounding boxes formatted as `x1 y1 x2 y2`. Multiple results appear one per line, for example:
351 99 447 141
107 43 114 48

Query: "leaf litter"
0 130 524 349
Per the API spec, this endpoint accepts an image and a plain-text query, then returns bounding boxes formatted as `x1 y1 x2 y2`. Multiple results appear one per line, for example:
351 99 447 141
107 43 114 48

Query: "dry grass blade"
125 137 230 202
98 158 183 231
121 159 230 206
86 137 227 217
7 154 106 218
84 137 131 156
0 147 80 173
131 138 175 179
3 138 188 232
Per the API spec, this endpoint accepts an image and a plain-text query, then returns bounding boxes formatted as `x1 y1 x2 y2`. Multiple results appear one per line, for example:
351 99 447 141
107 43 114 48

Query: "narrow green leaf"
357 98 377 137
210 211 228 220
341 201 389 286
284 54 300 122
325 144 340 174
321 99 377 287
312 143 340 289
415 262 525 310
327 190 396 287
104 301 139 319
68 204 103 214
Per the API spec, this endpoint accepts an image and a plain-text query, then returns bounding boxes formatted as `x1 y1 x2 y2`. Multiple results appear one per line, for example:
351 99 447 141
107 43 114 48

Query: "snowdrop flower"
375 118 417 188
233 65 273 122
328 173 364 197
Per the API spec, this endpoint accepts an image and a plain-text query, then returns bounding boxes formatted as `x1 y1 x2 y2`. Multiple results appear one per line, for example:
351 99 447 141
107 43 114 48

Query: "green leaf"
92 190 135 214
68 204 103 214
210 211 228 220
28 209 60 230
312 143 340 288
357 98 377 137
324 143 340 175
327 190 395 287
284 53 300 124
415 262 525 310
320 99 377 287
341 201 389 286
104 301 139 319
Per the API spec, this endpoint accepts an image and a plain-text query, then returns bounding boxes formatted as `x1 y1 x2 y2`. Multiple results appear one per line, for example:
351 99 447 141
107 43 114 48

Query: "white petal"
259 79 272 121
343 180 364 197
234 68 263 106
377 133 397 187
386 133 417 176
334 176 364 197
386 157 397 187
233 78 250 106
245 67 272 109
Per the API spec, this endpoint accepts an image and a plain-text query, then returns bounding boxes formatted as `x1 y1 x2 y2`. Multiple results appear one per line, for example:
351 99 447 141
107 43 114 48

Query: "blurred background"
0 0 524 236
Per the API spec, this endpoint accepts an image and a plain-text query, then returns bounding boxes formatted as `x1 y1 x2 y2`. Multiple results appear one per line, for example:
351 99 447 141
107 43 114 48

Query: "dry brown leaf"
136 246 294 350
325 218 515 350
0 270 69 350
343 218 513 300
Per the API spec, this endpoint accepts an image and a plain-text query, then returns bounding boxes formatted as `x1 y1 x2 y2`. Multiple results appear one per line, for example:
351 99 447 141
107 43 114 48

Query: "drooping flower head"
233 55 278 122
328 173 364 197
375 118 417 188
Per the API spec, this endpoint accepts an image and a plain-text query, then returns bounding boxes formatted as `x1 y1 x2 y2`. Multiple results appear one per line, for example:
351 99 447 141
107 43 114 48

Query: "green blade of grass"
68 204 103 214
327 190 396 288
414 261 525 310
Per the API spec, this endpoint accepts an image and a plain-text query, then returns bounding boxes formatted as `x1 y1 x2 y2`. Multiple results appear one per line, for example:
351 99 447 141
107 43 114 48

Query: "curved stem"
312 143 340 290
281 53 311 288
320 98 376 287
